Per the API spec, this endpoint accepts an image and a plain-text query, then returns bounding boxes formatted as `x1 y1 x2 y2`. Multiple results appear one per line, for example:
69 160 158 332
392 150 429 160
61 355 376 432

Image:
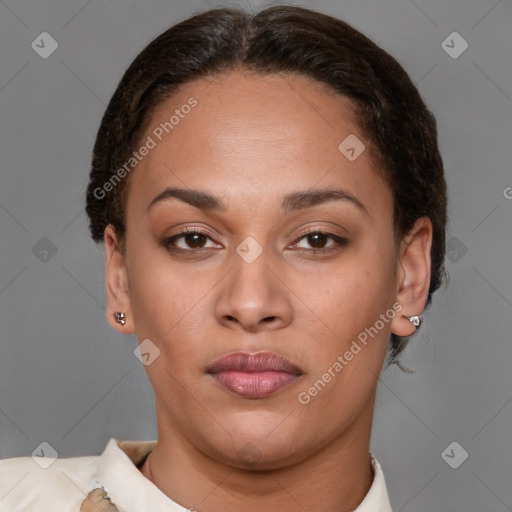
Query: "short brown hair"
85 5 447 368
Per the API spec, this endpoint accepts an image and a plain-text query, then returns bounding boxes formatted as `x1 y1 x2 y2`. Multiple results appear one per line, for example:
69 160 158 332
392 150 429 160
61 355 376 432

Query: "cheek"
294 247 395 340
302 250 395 388
126 247 215 357
125 246 179 335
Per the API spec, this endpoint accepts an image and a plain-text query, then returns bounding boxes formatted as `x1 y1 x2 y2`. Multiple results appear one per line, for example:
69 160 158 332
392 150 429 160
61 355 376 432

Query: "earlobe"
104 224 135 334
390 217 433 337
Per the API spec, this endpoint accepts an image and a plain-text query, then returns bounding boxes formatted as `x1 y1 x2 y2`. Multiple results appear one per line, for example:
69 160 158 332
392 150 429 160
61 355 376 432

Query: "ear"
390 217 433 337
104 224 135 334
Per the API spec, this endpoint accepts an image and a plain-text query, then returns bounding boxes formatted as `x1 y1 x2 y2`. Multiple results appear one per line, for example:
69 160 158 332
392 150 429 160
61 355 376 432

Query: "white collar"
97 438 393 511
357 455 394 512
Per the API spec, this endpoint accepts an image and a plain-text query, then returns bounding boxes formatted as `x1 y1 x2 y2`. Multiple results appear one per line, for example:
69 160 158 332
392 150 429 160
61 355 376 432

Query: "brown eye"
293 230 347 253
182 232 207 248
304 233 330 249
164 229 219 251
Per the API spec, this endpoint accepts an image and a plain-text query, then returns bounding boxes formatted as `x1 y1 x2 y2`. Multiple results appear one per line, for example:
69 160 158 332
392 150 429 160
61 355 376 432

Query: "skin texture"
103 69 432 511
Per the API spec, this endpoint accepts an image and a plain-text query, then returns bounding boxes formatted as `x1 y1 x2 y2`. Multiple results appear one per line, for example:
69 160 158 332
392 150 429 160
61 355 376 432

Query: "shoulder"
0 453 100 511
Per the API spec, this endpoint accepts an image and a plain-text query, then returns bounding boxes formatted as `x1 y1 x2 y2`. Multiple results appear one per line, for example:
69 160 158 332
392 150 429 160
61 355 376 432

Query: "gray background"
1 0 511 510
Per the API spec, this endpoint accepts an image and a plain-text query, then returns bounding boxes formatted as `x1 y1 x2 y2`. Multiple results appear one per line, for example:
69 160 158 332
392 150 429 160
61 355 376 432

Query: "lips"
206 351 303 399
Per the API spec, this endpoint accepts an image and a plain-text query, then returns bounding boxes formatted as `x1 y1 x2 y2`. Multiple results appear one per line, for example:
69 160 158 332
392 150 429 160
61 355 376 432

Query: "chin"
213 440 309 471
196 419 313 470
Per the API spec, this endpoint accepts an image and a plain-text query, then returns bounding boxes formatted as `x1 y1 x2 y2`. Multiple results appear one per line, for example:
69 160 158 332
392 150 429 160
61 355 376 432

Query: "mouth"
206 351 304 400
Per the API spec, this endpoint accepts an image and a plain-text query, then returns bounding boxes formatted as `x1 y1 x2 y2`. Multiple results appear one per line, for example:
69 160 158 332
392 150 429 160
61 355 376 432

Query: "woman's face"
106 69 426 468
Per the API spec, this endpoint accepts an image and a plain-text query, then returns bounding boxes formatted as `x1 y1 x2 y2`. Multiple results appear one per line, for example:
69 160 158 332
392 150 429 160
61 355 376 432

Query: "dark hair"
85 5 447 368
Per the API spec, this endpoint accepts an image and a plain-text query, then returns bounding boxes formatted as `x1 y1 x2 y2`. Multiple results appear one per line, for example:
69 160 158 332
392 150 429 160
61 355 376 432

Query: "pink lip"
206 351 303 399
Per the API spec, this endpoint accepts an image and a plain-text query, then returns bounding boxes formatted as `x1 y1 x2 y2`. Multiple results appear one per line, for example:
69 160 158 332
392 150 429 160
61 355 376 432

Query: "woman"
0 5 446 511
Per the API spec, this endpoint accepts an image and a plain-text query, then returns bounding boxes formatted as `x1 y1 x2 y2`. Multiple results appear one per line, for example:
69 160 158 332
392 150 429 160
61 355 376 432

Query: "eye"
164 228 220 251
163 228 347 254
291 230 347 254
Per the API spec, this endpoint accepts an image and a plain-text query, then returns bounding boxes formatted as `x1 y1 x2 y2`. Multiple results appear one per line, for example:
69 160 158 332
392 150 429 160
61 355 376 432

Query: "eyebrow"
147 187 368 216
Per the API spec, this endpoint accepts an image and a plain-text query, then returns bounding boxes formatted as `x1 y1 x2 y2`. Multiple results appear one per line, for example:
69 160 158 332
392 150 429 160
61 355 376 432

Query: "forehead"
126 69 392 221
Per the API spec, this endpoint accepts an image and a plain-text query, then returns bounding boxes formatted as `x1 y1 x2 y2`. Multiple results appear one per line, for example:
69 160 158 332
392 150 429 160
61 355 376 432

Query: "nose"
214 248 293 333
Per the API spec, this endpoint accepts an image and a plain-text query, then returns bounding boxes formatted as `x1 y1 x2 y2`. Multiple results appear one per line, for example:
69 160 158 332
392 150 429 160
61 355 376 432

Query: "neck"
140 401 376 512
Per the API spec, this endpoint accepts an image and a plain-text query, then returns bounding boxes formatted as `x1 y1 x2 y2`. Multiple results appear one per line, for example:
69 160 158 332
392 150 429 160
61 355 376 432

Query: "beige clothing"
0 438 393 511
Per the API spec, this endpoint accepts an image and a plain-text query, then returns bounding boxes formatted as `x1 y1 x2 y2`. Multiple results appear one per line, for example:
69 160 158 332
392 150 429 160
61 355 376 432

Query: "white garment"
0 438 393 511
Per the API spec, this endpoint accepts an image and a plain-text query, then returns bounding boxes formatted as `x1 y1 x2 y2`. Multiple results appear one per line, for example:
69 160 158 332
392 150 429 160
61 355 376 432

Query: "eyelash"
163 227 347 255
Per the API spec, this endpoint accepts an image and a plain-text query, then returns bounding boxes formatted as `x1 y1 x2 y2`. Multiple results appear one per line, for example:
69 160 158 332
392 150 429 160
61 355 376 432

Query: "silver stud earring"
407 314 423 328
114 312 126 325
